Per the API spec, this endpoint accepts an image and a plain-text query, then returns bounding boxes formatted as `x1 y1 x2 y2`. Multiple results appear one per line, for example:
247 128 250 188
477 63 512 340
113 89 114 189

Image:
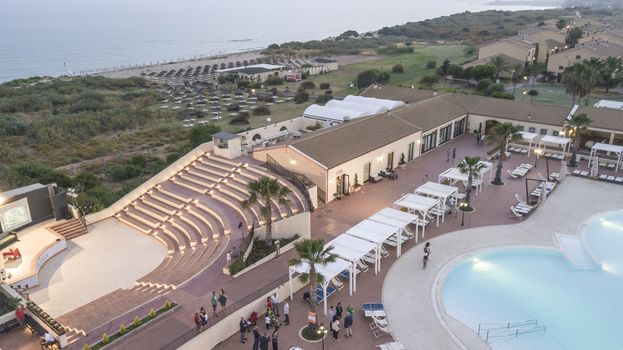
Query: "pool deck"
383 176 623 350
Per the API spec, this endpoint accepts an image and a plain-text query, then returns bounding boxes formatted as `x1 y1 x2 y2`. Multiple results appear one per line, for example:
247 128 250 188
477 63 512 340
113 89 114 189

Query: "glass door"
363 162 371 183
408 142 414 161
387 152 394 170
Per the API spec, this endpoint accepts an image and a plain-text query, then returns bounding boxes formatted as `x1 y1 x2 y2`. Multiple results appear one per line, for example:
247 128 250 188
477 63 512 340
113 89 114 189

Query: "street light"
534 149 543 167
459 202 468 226
317 323 328 350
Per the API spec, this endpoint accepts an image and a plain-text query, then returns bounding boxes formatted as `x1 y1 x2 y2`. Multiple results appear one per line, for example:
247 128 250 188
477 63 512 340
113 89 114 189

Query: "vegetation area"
0 293 21 315
228 235 299 275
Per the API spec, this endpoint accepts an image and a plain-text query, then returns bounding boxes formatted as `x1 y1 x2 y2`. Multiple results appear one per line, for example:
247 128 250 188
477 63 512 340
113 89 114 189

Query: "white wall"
252 211 311 240
467 114 562 136
240 117 317 149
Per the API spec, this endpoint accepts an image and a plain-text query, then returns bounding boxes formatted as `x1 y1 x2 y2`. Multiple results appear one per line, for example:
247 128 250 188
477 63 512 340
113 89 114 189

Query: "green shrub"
484 83 505 96
491 91 515 100
133 316 142 327
164 300 174 310
426 60 437 69
253 106 271 116
300 81 315 90
237 80 250 89
306 121 322 131
83 345 92 350
101 333 110 345
392 64 404 73
377 72 390 84
148 308 157 319
229 115 250 125
228 257 247 275
294 91 309 104
188 124 220 147
319 82 330 89
356 70 378 88
419 75 439 86
119 324 127 335
476 79 492 91
265 75 283 86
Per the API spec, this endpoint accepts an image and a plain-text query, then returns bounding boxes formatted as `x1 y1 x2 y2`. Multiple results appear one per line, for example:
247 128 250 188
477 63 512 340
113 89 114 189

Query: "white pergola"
394 193 439 228
288 258 352 315
328 234 379 281
414 182 459 223
346 219 401 260
438 161 493 193
509 131 538 157
538 135 571 158
588 142 623 172
371 207 420 242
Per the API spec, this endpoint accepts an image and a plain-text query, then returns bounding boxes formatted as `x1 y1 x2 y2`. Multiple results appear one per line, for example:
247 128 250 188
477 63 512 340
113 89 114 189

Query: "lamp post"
459 202 468 226
317 323 328 350
534 149 542 168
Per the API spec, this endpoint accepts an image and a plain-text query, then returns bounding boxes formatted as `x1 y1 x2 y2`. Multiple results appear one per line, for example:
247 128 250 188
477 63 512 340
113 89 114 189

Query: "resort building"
547 39 623 74
472 36 537 68
216 64 285 82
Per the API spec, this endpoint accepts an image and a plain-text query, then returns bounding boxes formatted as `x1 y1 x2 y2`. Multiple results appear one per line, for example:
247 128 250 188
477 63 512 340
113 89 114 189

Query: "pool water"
441 210 623 350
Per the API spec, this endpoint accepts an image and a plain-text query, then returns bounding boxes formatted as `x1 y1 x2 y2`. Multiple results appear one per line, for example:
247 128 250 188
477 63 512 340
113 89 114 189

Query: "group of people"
194 289 228 333
446 147 457 162
236 293 289 350
327 302 354 341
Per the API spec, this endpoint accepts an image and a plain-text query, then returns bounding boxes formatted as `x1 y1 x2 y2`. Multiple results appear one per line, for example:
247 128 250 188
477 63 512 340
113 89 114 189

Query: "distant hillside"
377 8 577 43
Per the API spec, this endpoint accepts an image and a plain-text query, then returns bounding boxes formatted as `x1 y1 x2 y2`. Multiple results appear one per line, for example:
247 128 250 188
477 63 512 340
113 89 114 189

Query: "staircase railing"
478 319 547 343
265 154 315 212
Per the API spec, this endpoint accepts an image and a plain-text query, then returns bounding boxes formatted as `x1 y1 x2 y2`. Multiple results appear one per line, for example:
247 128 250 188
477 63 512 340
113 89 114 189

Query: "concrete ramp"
555 233 601 270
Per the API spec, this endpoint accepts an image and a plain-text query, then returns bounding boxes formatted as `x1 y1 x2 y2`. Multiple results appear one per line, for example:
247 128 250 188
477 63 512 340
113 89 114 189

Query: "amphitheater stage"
27 217 166 318
2 220 66 288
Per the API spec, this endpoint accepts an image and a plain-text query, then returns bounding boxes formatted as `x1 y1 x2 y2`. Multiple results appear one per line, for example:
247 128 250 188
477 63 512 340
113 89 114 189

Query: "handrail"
484 325 547 343
265 154 315 212
478 319 538 334
159 273 289 350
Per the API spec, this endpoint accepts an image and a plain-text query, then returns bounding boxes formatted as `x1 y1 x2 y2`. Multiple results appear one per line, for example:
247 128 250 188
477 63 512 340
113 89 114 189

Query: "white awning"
346 219 400 258
518 131 538 141
414 182 459 224
540 135 571 146
588 142 623 172
438 161 492 192
393 193 439 226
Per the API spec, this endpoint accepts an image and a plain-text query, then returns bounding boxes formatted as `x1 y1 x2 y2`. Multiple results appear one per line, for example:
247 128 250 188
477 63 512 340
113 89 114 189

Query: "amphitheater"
51 145 310 342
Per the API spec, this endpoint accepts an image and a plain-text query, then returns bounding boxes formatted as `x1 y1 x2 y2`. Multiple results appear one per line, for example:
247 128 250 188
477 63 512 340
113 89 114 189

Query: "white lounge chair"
510 206 524 220
330 277 344 291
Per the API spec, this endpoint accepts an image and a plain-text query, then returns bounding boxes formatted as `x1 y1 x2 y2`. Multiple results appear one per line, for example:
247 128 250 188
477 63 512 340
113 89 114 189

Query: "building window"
453 118 465 137
421 132 437 154
439 124 452 145
558 66 564 70
517 125 525 131
575 55 581 59
407 142 415 161
528 127 536 133
553 130 559 136
540 128 547 135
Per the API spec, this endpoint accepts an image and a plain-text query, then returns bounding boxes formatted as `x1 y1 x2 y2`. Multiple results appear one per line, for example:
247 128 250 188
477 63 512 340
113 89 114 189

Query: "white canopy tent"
302 104 368 123
588 142 623 172
343 95 405 110
538 135 571 159
327 234 379 283
288 258 352 315
509 131 538 157
371 208 420 242
438 161 493 193
414 182 459 223
325 100 389 115
394 193 439 229
346 219 401 259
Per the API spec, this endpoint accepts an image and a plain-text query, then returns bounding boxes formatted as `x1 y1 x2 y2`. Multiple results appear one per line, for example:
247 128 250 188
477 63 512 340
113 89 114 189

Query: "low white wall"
233 236 304 278
307 186 318 209
239 117 316 148
85 142 215 224
9 238 67 289
252 211 311 241
180 278 306 350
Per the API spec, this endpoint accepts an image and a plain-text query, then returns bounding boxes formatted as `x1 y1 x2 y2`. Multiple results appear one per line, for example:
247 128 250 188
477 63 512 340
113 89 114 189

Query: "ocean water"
441 210 623 350
0 0 551 82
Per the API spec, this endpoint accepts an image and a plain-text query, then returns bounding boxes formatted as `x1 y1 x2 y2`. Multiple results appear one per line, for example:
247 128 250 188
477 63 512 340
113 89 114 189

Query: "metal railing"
265 154 315 212
478 319 547 343
159 273 289 350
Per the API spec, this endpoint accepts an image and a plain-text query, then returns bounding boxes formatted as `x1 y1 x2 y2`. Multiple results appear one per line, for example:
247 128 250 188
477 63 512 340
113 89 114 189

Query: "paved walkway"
384 176 623 350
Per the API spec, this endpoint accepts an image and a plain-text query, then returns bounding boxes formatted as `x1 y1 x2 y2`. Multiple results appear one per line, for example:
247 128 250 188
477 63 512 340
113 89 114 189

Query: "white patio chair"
509 206 524 220
373 324 392 338
330 277 344 291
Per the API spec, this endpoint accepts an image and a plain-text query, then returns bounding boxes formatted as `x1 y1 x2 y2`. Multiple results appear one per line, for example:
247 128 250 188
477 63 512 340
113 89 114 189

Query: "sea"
0 0 554 82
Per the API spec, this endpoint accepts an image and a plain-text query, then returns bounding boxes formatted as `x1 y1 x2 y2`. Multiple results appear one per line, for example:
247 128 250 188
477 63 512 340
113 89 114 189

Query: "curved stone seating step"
168 220 195 249
193 203 230 235
133 201 170 221
206 154 243 168
137 251 183 286
151 189 186 209
170 240 222 286
182 170 218 188
186 167 221 184
124 207 161 229
178 210 211 243
209 191 259 228
157 224 185 251
151 230 178 253
179 172 215 191
149 244 208 286
200 157 237 173
157 184 193 204
193 162 230 179
171 176 207 195
116 212 152 234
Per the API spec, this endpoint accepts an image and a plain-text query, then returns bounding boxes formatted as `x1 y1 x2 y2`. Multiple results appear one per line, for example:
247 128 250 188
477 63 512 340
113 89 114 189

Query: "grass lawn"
512 84 623 106
308 45 472 95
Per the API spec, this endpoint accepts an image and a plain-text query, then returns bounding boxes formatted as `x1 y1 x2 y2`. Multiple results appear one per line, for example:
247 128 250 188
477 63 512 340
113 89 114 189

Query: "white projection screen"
0 198 32 232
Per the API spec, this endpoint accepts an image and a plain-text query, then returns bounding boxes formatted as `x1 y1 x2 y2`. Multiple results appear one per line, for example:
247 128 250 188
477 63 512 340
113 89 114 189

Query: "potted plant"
352 174 361 192
399 153 406 168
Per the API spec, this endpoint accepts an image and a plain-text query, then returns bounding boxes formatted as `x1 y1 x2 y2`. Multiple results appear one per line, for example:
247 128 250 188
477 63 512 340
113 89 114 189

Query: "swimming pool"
441 210 623 350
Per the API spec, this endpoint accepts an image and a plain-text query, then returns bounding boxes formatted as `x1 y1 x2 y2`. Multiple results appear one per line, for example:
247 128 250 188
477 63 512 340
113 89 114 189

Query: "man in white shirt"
271 293 280 317
283 302 290 325
226 251 232 266
42 332 55 345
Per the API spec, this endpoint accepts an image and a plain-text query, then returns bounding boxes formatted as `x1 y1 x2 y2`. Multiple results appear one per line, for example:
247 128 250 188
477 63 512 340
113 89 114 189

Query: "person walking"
239 317 247 343
218 289 227 311
446 148 452 161
194 312 201 334
259 332 270 350
199 307 208 326
210 291 218 316
283 301 289 325
264 314 271 330
271 293 280 317
330 316 340 341
15 304 26 327
346 304 354 316
328 305 335 323
423 242 431 269
271 328 279 350
252 326 261 350
226 250 232 266
452 147 456 161
344 311 353 338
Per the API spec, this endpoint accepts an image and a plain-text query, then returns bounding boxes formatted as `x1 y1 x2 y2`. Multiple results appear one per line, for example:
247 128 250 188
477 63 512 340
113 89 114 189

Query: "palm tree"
526 63 546 88
511 64 525 94
565 113 592 167
288 239 336 317
457 156 487 208
241 176 291 246
489 55 511 80
485 122 521 185
604 56 622 93
562 63 592 105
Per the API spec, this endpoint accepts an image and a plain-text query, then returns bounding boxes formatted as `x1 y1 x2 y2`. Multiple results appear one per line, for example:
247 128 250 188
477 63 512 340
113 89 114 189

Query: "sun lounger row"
508 147 528 154
544 153 564 160
597 174 623 183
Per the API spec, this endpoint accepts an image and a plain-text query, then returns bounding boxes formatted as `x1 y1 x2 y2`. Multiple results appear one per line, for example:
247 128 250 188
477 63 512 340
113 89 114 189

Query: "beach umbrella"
590 156 599 178
539 181 547 205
